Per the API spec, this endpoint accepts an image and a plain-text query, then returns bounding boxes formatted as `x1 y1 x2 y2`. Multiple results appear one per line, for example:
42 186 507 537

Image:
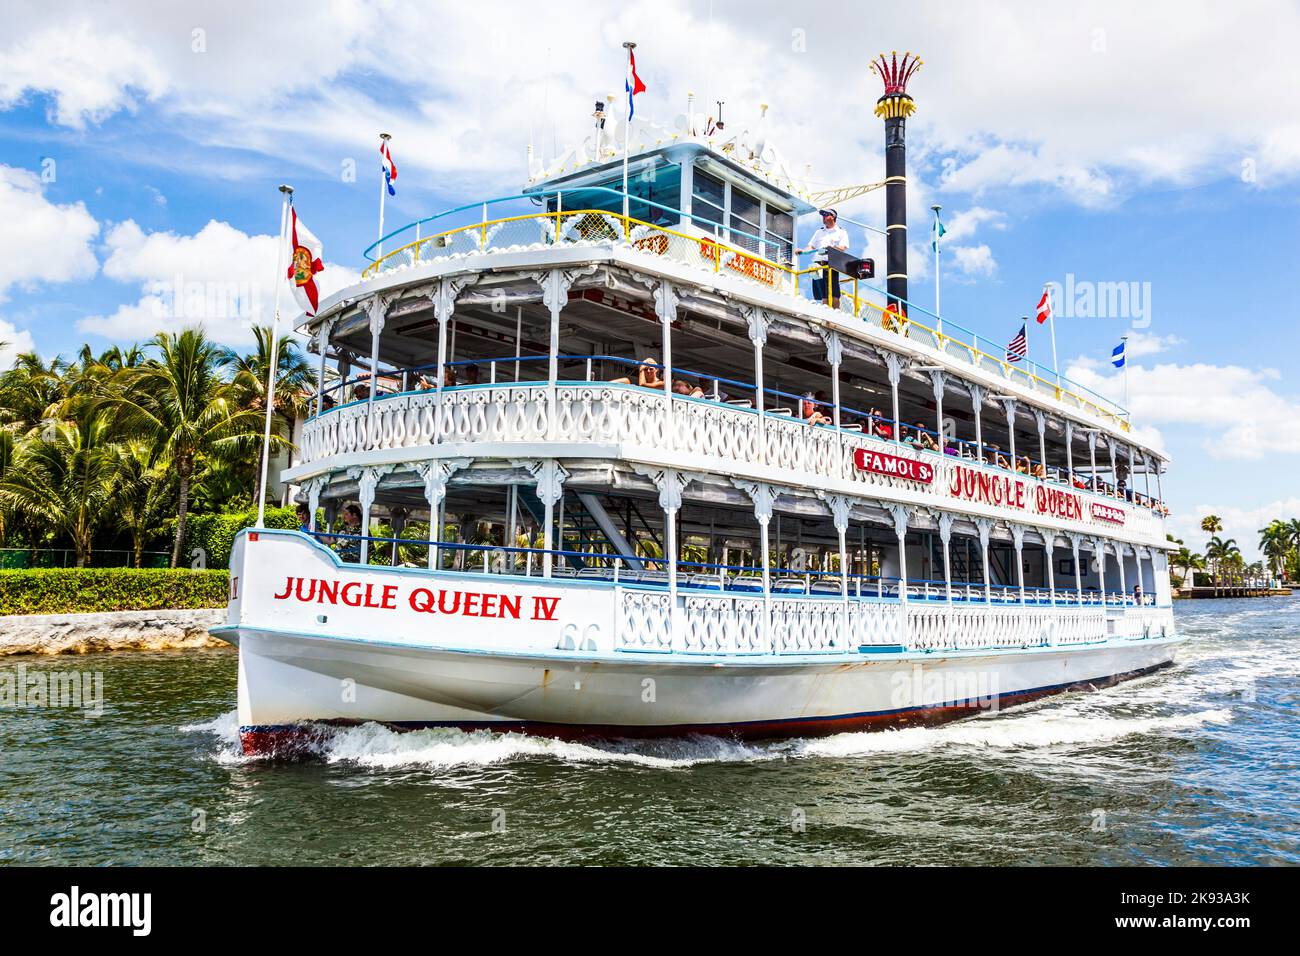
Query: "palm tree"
219 326 316 504
111 442 175 567
1258 521 1291 584
1205 535 1240 592
1200 514 1223 536
115 328 264 567
0 351 68 434
0 409 119 566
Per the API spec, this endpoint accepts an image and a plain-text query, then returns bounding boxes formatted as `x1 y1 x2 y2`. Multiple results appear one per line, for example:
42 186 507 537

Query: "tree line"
1167 514 1300 590
0 327 314 568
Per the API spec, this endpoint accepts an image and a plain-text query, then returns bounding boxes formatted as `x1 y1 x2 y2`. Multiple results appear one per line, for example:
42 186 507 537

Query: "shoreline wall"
0 609 226 656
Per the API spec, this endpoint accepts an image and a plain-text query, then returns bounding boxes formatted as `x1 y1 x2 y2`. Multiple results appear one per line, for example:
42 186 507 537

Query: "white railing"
616 591 1171 656
300 384 1164 540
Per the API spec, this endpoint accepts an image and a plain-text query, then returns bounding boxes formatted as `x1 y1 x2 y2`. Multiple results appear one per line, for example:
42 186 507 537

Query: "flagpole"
622 41 635 221
1046 284 1060 388
1122 333 1130 415
932 204 941 337
378 132 391 259
256 184 293 528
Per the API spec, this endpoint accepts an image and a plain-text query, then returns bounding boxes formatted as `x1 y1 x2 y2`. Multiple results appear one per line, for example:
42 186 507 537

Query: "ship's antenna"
687 91 695 135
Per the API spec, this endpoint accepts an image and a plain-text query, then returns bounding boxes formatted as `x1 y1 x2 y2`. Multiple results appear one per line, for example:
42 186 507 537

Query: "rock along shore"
0 608 226 656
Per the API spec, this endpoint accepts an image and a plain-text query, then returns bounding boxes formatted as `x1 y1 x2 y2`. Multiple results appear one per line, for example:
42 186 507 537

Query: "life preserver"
882 303 908 334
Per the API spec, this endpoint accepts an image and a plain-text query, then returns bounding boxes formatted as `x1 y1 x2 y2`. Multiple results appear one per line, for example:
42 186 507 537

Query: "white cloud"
80 219 360 346
950 243 997 277
0 317 36 369
1064 358 1300 460
0 165 99 301
1125 330 1183 358
5 1 1300 205
0 21 167 127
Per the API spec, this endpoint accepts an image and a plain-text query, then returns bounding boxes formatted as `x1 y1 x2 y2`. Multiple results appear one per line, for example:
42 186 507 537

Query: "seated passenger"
915 423 939 452
296 503 312 534
801 392 833 426
611 357 664 389
1031 461 1047 479
332 504 363 563
672 378 706 398
989 444 1011 470
868 408 893 440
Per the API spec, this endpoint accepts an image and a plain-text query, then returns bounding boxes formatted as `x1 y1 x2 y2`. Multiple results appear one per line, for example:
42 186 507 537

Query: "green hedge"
0 567 230 616
185 505 298 570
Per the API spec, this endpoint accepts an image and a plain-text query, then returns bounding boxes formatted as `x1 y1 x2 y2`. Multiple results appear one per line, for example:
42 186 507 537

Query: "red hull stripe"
237 661 1171 757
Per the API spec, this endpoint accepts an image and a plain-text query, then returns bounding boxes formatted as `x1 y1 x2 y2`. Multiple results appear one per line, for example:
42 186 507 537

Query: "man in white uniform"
799 208 849 307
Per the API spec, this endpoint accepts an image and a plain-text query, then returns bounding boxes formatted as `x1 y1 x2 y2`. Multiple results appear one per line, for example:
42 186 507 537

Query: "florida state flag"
286 207 324 316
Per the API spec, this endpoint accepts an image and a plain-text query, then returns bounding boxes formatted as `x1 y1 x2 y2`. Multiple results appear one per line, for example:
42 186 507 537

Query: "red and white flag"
1035 287 1052 325
286 207 324 316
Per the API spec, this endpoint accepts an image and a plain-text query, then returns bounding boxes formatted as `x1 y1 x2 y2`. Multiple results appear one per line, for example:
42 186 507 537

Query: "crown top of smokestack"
870 50 922 97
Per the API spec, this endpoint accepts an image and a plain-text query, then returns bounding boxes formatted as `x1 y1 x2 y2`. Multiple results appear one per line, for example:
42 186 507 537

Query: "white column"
741 306 771 463
976 519 992 604
1003 399 1018 465
1095 537 1107 604
305 476 325 533
429 277 475 445
1034 409 1048 474
354 466 388 565
938 512 955 604
815 328 844 429
1041 530 1056 605
364 295 390 448
735 479 778 652
822 494 853 643
1088 432 1098 491
651 468 689 635
1011 524 1026 605
969 384 986 463
881 350 904 447
654 281 679 445
312 318 332 416
536 267 590 441
416 459 470 570
888 504 910 603
929 370 946 453
532 459 568 577
1065 421 1075 479
1070 536 1083 605
1117 541 1128 604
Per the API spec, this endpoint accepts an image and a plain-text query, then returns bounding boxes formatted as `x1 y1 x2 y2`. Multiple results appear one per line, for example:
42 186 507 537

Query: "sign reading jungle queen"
854 448 934 483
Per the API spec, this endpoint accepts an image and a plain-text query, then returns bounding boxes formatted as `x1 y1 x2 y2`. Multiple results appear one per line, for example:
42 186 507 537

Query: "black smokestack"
871 51 922 314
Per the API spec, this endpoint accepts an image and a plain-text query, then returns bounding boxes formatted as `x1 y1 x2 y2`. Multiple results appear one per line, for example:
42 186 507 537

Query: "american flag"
1006 321 1028 362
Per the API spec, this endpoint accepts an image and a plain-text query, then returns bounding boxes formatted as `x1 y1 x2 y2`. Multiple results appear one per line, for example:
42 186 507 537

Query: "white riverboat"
214 61 1181 756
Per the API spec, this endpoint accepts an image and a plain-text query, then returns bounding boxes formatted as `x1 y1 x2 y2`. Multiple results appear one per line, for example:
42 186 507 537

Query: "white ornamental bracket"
937 511 956 547
818 492 853 533
514 458 569 508
430 274 480 326
364 292 395 338
968 383 987 414
732 478 778 526
814 326 843 368
876 348 904 388
348 464 395 511
414 457 473 508
887 503 910 542
737 304 773 347
1040 528 1056 557
928 369 946 404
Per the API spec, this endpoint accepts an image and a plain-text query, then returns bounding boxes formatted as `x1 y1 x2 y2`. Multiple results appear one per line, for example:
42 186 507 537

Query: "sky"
1 0 1298 560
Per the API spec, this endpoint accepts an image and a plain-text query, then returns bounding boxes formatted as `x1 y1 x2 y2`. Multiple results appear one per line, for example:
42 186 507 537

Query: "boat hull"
216 530 1182 757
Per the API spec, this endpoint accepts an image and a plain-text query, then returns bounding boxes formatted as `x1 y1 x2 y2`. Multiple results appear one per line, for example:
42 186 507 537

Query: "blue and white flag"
1111 339 1126 368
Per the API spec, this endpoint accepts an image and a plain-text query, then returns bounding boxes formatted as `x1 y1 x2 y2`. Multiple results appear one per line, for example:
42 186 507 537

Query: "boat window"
765 207 794 264
548 162 681 227
730 188 761 254
692 169 725 234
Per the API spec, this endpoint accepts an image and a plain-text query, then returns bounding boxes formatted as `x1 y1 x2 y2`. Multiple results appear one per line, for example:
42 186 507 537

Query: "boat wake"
182 662 1235 771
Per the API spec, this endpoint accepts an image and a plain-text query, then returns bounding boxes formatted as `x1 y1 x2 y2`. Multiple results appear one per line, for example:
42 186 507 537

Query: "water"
2 598 1296 865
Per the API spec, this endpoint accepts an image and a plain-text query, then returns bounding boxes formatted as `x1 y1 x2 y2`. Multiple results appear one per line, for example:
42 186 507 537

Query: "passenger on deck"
296 503 312 534
672 377 706 398
915 423 939 452
1132 583 1143 605
989 444 1011 469
1031 461 1047 479
868 408 893 440
611 357 664 389
801 392 833 426
333 504 363 563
